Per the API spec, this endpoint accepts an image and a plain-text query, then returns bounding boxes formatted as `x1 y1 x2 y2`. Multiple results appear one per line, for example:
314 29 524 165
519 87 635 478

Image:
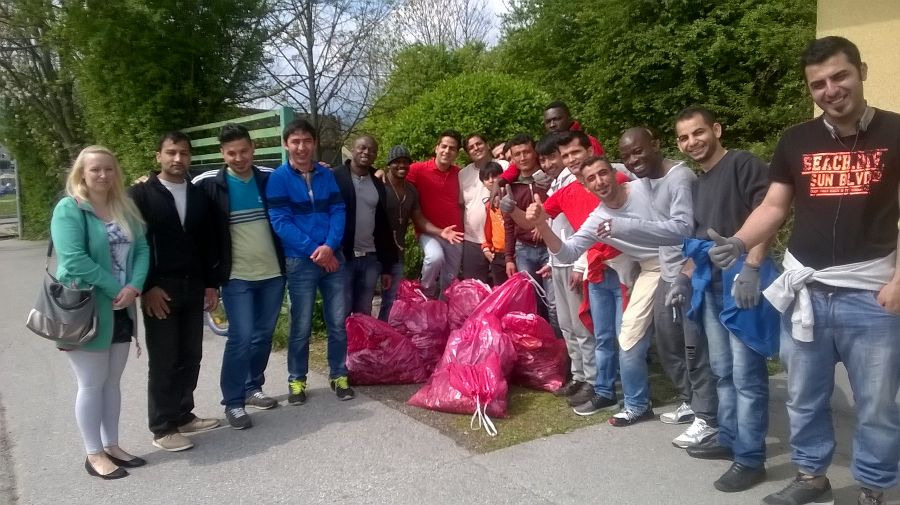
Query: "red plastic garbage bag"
407 351 508 419
501 312 568 392
388 280 450 374
470 272 538 321
443 279 492 329
439 315 517 377
345 315 429 385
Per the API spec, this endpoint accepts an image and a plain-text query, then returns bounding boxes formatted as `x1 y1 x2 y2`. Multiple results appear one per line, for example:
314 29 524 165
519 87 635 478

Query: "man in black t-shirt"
377 145 463 321
710 37 900 505
671 106 772 494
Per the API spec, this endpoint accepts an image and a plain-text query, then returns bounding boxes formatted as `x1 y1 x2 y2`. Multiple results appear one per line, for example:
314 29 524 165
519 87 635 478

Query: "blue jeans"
620 330 652 412
703 281 769 468
515 242 559 335
344 253 381 316
378 260 404 321
285 255 348 381
588 269 623 398
220 276 285 408
780 286 900 490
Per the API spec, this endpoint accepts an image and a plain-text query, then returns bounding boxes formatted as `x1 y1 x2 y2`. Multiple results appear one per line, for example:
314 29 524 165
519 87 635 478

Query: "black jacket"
192 165 285 283
333 162 397 273
128 173 220 290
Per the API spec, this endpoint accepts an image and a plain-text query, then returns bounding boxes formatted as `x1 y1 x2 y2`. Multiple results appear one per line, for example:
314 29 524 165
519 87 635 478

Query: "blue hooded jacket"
683 238 781 357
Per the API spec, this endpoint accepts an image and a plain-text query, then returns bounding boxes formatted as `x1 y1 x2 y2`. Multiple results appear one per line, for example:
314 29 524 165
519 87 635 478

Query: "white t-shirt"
459 159 509 243
159 178 187 226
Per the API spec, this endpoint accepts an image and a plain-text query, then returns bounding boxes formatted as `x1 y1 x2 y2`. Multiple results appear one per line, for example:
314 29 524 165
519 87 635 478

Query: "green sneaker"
288 379 307 405
330 376 355 401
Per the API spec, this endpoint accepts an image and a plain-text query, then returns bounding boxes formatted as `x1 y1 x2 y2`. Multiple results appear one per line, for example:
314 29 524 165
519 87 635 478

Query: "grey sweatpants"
66 343 130 453
652 279 718 423
552 265 596 384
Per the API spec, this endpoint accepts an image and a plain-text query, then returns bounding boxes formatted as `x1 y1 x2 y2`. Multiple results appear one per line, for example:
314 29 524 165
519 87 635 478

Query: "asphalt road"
0 239 897 505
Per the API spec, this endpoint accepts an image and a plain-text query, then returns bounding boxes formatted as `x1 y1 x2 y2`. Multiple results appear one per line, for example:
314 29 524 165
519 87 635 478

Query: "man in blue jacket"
266 119 353 403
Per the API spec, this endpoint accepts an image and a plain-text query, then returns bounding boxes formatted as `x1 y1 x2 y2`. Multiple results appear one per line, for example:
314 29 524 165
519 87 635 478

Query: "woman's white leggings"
66 343 130 454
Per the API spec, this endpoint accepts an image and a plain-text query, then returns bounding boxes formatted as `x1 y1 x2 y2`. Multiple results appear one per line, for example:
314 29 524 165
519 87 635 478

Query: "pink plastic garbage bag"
501 312 568 392
443 279 492 329
345 314 429 385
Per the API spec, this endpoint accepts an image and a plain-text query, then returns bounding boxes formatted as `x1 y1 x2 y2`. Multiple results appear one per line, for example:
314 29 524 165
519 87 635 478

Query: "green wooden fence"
182 106 295 174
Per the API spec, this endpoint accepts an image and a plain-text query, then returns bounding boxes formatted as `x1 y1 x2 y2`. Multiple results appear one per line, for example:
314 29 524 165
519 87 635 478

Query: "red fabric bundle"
345 314 428 385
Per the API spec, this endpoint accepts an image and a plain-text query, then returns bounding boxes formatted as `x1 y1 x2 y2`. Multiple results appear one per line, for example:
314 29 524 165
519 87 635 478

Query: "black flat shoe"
105 453 146 468
714 462 766 492
84 457 128 480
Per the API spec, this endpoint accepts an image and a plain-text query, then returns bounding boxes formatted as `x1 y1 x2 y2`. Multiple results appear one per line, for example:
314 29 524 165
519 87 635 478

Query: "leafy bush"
378 71 551 162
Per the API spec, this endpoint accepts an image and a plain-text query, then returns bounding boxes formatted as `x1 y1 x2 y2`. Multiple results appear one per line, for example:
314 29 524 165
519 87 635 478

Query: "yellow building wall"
817 0 900 114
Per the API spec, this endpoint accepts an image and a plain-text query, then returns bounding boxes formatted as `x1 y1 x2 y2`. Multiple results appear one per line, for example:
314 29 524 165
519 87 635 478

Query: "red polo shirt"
407 158 463 231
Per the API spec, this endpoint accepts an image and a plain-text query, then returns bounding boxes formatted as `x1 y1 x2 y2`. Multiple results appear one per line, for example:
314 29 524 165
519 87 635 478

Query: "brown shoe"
177 417 219 434
566 382 594 407
152 432 194 452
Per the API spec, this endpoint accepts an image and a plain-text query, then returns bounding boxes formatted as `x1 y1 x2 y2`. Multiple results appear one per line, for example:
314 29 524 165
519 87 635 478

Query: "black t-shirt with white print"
770 108 900 269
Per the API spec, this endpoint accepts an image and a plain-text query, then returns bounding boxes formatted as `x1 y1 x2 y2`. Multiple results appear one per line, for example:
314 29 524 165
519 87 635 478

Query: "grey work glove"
665 273 692 308
732 262 761 309
708 228 747 269
499 188 517 214
532 170 552 189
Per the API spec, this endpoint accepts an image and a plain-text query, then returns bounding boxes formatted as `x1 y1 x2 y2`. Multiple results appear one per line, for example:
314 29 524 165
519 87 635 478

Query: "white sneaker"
672 417 718 449
659 401 694 424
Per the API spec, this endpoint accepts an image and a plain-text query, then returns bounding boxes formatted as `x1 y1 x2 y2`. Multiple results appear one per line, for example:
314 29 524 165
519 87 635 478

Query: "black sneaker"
245 390 278 410
686 436 734 461
714 462 766 492
608 405 655 427
858 487 883 505
555 380 581 397
225 407 252 430
288 379 307 405
330 376 355 401
566 382 594 407
762 474 834 505
573 394 618 416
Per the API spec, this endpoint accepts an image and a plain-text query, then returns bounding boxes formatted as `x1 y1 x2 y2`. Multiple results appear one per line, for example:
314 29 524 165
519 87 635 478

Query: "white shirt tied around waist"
762 249 896 342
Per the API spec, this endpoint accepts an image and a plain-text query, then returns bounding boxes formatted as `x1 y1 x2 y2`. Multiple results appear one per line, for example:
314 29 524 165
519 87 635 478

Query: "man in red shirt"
407 130 465 298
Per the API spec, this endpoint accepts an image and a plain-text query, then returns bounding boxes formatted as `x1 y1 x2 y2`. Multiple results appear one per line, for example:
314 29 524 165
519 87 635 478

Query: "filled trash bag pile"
408 273 566 431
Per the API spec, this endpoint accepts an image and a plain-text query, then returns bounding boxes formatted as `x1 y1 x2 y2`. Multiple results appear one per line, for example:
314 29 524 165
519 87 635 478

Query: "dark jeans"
461 240 490 283
488 252 508 287
144 276 205 437
652 279 718 424
344 253 380 317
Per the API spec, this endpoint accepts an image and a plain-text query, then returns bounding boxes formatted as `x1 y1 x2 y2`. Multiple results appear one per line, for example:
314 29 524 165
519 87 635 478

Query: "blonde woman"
50 146 149 479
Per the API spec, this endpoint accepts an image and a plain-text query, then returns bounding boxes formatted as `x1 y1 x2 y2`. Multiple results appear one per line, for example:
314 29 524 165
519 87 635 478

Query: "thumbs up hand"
707 228 746 269
524 192 546 225
499 186 517 214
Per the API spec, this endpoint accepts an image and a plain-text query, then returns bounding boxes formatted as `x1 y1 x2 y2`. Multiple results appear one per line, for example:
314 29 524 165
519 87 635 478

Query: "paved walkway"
0 239 897 505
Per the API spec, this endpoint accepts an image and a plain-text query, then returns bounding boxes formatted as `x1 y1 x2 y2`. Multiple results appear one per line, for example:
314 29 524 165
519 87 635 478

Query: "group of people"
48 35 897 505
